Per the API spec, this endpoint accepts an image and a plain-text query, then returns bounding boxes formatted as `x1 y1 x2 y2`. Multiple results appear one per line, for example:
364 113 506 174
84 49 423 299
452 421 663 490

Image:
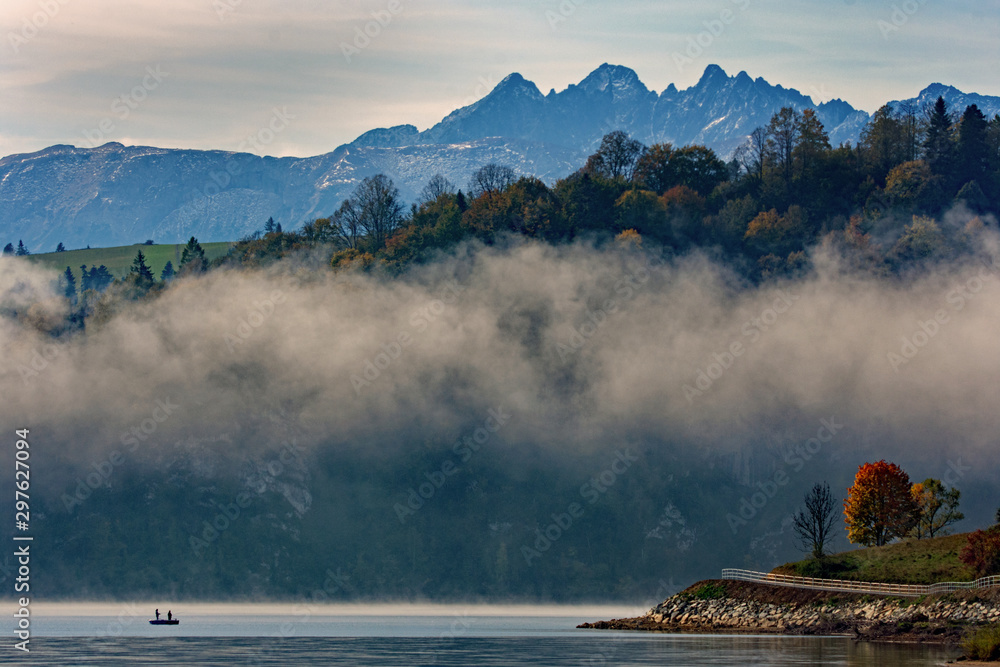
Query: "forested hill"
2 89 999 603
2 63 998 252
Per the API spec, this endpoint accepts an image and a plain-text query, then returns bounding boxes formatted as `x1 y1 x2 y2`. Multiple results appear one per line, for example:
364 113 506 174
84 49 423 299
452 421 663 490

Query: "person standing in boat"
155 609 160 620
167 611 172 621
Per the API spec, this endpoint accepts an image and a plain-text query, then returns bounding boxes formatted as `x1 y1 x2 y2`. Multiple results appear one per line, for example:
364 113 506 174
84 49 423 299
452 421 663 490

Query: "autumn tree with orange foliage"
844 460 919 547
959 528 1000 577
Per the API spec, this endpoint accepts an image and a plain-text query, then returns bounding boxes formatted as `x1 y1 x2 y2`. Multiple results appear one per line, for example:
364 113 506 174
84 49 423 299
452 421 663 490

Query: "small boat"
149 618 179 625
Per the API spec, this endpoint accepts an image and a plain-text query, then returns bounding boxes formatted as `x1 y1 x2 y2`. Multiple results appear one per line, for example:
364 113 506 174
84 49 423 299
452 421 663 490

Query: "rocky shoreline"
579 580 1000 644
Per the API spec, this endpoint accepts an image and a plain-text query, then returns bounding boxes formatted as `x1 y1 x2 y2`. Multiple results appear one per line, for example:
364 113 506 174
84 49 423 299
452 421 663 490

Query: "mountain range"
2 64 998 251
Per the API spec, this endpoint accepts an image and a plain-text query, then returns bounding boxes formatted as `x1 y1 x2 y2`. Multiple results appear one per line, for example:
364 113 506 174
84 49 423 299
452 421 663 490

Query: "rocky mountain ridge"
3 64 998 251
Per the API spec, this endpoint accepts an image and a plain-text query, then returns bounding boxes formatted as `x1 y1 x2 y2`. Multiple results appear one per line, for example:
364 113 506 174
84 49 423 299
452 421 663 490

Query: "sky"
1 0 997 160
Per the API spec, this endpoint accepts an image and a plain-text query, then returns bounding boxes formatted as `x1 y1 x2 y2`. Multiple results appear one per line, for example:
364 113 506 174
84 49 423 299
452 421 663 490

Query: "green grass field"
772 533 976 585
24 242 233 281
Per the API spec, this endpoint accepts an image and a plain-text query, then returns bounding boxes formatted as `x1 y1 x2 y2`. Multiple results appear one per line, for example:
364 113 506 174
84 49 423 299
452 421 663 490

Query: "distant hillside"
25 242 232 280
2 64 998 250
0 138 577 252
772 533 976 585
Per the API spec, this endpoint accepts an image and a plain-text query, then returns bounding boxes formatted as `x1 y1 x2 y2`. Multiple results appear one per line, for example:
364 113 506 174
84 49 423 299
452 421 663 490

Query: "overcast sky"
1 0 997 159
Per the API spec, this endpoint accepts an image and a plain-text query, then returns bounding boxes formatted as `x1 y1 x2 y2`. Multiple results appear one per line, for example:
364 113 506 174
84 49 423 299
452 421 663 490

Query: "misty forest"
3 97 1000 602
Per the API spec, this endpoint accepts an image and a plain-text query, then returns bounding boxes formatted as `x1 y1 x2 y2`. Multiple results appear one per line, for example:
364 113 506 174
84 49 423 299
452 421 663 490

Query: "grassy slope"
771 533 976 585
25 243 232 280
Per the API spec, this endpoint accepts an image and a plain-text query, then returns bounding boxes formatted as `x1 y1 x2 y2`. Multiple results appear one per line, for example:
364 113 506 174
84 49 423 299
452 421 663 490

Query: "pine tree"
62 266 77 303
80 265 92 292
90 265 113 292
2 243 13 255
956 104 990 190
179 236 207 273
16 240 29 256
56 242 66 252
264 217 276 234
130 249 155 287
923 97 954 178
160 260 175 282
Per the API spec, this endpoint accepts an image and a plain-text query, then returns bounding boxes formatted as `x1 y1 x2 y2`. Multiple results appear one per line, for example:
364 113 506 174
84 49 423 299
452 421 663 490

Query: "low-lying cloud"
3 237 1000 502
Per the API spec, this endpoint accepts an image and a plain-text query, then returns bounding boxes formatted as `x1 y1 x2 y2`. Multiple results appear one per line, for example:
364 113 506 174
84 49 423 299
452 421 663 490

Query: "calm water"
13 607 958 666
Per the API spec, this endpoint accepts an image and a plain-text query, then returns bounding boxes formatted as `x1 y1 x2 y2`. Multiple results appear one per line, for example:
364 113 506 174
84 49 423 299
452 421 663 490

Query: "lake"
13 604 958 666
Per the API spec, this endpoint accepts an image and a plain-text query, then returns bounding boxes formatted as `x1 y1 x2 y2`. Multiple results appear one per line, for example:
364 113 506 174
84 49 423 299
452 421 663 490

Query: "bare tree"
420 174 456 204
793 482 836 559
584 130 646 181
332 199 363 249
333 174 405 251
736 126 768 182
467 163 516 198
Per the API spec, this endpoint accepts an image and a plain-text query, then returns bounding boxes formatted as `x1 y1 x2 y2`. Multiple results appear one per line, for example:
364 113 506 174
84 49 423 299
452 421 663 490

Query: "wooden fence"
721 568 1000 598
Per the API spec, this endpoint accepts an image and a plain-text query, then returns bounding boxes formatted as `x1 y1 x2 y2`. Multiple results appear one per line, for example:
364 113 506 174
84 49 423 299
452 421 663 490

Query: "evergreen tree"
264 217 277 234
80 264 92 292
179 236 207 273
955 104 990 191
923 97 954 179
16 240 29 256
130 249 155 287
56 242 66 252
160 260 175 282
62 266 77 303
2 243 13 255
90 265 113 292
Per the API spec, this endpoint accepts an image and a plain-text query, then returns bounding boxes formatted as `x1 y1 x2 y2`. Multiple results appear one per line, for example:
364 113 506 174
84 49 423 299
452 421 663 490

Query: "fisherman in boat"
155 609 160 620
167 611 172 621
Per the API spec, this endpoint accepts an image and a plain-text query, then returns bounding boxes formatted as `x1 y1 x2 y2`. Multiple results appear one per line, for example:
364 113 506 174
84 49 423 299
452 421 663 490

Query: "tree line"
20 94 1000 330
792 459 999 579
223 94 998 280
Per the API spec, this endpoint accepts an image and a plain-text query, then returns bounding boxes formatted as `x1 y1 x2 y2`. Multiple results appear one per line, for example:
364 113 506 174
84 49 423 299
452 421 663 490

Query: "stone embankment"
579 580 1000 642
